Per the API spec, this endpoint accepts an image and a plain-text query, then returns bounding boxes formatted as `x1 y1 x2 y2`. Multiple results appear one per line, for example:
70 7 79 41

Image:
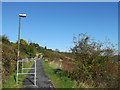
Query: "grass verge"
2 61 35 88
41 59 74 88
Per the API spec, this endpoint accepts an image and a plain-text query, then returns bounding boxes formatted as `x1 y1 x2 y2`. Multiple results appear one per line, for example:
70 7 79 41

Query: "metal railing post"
34 60 36 86
16 61 19 84
22 59 23 73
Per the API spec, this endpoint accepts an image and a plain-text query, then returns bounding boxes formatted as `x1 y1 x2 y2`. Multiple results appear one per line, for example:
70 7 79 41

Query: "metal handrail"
16 60 36 86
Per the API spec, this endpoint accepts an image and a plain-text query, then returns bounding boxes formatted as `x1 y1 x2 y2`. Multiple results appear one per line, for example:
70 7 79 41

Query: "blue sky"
2 2 118 52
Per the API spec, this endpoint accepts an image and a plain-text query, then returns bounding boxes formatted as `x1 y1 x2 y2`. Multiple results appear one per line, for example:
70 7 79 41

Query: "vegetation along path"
22 59 54 88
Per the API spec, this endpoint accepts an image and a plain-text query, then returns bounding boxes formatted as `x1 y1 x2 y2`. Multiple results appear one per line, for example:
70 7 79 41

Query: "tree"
26 45 36 58
70 33 118 87
1 35 10 44
45 46 47 49
55 49 59 52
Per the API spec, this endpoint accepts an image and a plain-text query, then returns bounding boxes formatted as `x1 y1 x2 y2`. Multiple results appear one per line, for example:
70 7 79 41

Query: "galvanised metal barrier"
16 59 36 86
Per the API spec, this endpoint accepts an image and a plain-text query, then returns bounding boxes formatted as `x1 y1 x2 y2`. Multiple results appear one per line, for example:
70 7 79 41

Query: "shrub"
70 33 118 88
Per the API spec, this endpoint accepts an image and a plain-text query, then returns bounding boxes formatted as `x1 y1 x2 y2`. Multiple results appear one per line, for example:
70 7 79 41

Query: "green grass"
41 59 74 88
3 61 35 88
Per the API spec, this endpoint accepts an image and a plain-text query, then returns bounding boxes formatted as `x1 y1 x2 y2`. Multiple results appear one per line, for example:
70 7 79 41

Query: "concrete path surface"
22 59 54 88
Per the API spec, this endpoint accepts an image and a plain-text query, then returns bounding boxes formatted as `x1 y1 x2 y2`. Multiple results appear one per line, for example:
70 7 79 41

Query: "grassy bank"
3 61 35 88
41 59 74 88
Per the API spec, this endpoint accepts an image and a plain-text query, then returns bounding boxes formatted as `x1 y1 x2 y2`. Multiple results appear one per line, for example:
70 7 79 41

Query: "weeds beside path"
3 61 34 88
41 59 74 88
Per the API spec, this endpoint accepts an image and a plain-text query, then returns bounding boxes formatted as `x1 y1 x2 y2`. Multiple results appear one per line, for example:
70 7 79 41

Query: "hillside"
1 34 119 88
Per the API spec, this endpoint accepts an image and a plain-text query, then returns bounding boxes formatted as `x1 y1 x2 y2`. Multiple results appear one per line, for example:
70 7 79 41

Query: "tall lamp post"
16 14 27 84
18 14 27 60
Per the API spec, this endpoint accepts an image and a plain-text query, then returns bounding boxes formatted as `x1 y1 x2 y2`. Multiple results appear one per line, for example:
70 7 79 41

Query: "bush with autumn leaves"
68 33 118 88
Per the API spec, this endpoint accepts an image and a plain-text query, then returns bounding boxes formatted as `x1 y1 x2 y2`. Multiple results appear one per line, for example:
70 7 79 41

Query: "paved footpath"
22 59 54 88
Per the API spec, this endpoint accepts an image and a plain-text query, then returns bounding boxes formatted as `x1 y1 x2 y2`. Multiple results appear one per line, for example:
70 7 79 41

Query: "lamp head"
19 14 27 17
